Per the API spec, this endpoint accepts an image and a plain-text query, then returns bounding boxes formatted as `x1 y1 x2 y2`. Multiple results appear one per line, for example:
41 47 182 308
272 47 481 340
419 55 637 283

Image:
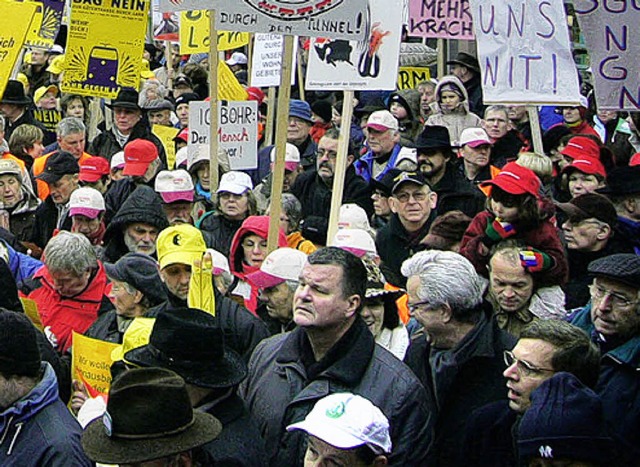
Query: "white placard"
250 33 297 88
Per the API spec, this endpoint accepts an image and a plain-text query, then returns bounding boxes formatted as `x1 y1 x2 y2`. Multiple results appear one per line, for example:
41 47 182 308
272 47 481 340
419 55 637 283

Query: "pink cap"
69 187 105 219
155 169 195 203
246 248 307 289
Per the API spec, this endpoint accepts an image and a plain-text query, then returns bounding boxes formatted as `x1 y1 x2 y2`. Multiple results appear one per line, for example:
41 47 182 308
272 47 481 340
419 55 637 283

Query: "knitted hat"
0 309 41 377
311 100 333 124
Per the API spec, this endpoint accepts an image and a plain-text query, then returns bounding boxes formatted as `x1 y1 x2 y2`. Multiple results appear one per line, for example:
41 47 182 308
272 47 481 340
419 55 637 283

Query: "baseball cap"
206 248 230 276
123 139 159 176
226 52 248 66
366 110 398 132
630 153 640 167
36 151 79 183
245 247 307 289
459 127 492 148
390 171 430 194
481 162 541 197
330 228 377 258
246 87 265 105
175 147 189 169
33 84 58 104
560 136 600 161
216 171 253 195
0 159 22 180
157 224 206 270
47 54 66 74
561 157 606 178
111 151 126 170
287 393 392 455
556 193 617 227
79 156 110 182
187 144 209 172
270 143 301 172
338 204 372 231
174 127 189 144
155 169 195 203
69 187 105 219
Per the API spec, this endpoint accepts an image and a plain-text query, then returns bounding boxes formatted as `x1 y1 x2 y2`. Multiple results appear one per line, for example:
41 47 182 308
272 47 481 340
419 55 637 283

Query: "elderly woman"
84 253 167 343
22 232 111 353
0 159 40 243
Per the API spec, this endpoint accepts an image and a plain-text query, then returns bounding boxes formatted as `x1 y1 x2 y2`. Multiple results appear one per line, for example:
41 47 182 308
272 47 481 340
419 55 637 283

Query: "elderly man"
22 232 110 352
401 250 516 467
457 127 501 190
482 105 528 162
598 165 640 254
68 186 107 247
375 170 437 287
0 310 92 465
246 247 307 335
355 110 403 183
464 319 601 466
569 254 640 465
155 169 195 225
488 241 566 337
144 98 175 127
240 247 432 466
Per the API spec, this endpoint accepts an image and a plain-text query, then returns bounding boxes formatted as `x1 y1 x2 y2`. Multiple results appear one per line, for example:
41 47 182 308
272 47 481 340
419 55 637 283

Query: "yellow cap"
33 84 58 104
157 224 206 270
110 317 155 362
47 54 66 75
15 73 29 91
140 58 155 79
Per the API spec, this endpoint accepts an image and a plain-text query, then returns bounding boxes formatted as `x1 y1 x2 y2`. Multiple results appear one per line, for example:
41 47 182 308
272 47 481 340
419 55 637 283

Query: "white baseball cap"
69 187 105 219
154 169 195 203
206 248 230 276
110 151 126 170
245 247 307 289
270 143 301 172
287 393 392 455
217 171 253 194
338 204 372 231
366 110 398 132
175 146 189 169
330 228 377 258
226 52 248 66
187 144 209 171
459 127 492 148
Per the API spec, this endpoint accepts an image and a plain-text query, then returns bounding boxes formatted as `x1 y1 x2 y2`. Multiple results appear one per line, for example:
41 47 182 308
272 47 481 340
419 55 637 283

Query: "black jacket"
197 213 244 258
464 74 485 118
433 162 486 218
30 196 72 249
5 109 53 146
492 130 528 163
462 400 518 467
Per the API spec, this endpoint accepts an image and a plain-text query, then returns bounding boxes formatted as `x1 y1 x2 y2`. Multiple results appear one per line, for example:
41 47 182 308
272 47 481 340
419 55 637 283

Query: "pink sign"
408 0 474 40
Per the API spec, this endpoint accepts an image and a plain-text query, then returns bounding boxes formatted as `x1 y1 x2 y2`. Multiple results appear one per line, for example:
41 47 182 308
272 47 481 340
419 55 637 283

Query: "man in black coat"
0 80 52 145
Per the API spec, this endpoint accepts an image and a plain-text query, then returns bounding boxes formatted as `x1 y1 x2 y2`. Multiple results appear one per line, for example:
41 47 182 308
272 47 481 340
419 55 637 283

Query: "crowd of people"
1 40 640 467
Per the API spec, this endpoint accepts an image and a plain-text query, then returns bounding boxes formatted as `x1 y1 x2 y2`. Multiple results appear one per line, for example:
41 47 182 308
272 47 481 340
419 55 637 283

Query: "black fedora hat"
597 166 640 196
446 52 480 73
415 125 452 151
106 87 141 111
82 368 222 464
124 307 247 388
0 80 32 106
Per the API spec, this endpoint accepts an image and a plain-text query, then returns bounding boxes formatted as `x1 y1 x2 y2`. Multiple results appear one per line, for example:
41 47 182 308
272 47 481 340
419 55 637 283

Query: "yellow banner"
152 124 179 170
397 66 432 90
21 297 44 331
72 331 119 397
0 1 37 98
180 10 250 54
219 61 249 102
60 0 150 99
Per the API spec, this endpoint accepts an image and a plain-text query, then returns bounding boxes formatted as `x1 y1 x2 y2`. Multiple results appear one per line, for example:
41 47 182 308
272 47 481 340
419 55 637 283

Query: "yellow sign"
180 10 250 54
21 297 43 331
60 0 150 99
397 66 432 90
24 0 64 50
72 331 119 397
152 124 179 170
219 62 249 101
188 252 215 316
0 1 37 98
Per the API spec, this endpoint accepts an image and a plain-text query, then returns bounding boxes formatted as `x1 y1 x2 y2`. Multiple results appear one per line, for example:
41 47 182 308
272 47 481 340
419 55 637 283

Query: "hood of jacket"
390 89 421 122
229 215 287 277
9 184 40 216
104 185 169 242
432 74 471 114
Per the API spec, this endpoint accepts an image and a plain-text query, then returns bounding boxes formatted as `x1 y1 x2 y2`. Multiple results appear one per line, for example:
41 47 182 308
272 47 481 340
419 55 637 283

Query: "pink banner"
408 0 474 40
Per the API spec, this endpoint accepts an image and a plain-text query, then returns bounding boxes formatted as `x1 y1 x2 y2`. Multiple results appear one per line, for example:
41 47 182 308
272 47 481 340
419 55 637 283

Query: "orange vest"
1 153 27 172
33 151 92 200
478 165 502 197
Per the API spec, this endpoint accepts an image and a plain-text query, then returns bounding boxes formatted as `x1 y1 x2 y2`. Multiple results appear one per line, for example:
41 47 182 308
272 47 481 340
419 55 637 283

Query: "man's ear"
441 303 453 323
373 455 388 466
133 289 144 304
344 294 361 319
596 224 612 241
389 196 399 214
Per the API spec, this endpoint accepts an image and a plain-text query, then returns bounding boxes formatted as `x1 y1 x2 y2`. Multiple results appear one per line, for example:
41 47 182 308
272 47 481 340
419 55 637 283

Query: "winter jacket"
593 116 635 166
462 400 518 467
463 73 485 117
239 317 434 466
404 310 516 467
6 184 40 244
198 212 245 258
460 209 569 287
250 137 318 185
569 305 640 466
491 129 529 163
614 216 640 255
1 239 42 287
390 89 422 146
4 109 53 146
426 75 483 146
32 152 93 201
0 363 92 466
23 262 111 353
103 176 160 226
30 196 72 249
101 185 169 263
228 216 287 313
354 143 403 183
432 162 486 218
566 120 601 140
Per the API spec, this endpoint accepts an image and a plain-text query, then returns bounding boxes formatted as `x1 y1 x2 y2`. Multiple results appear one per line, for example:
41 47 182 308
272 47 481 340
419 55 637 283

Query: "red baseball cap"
560 136 600 161
629 152 640 167
246 87 265 105
79 156 110 182
561 156 606 178
123 139 159 176
481 162 541 197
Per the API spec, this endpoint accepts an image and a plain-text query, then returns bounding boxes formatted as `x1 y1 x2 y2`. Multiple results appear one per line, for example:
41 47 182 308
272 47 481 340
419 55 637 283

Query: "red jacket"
568 121 601 140
459 210 568 287
26 262 109 352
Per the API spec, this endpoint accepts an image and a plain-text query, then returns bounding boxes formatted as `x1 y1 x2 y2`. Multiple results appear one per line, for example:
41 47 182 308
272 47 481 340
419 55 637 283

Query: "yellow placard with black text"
72 331 119 397
152 124 179 170
397 66 431 90
0 1 37 97
180 10 250 54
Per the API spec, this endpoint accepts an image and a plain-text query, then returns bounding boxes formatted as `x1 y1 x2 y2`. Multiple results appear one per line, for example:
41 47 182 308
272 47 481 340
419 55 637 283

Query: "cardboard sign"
189 100 258 171
408 0 474 40
152 124 179 169
0 1 37 98
574 1 640 110
250 33 297 88
72 332 119 396
469 0 581 105
216 0 368 41
305 0 403 91
179 10 250 54
21 298 44 331
154 12 180 41
61 0 150 98
24 0 65 49
397 66 431 90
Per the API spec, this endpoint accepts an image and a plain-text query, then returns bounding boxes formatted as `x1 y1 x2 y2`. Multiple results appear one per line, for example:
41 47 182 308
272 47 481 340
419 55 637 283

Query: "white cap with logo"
69 187 105 219
366 110 399 132
154 169 195 203
216 171 253 195
330 228 377 258
459 127 492 148
245 247 307 289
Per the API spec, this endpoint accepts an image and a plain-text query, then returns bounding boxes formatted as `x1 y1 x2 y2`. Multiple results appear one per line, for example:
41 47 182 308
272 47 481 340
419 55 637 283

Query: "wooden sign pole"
164 41 173 89
209 11 220 192
264 87 277 147
437 38 445 78
297 43 305 101
528 106 544 155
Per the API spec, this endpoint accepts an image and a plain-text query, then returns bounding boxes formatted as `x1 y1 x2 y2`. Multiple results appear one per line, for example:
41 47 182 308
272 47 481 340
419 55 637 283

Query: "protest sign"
20 298 43 331
72 332 119 396
34 109 62 133
305 0 403 91
573 2 640 110
158 0 210 12
250 33 296 88
152 124 179 169
61 0 150 99
216 0 368 41
25 0 65 49
0 1 36 97
219 61 249 101
189 100 258 171
180 10 250 54
468 0 581 105
154 12 180 41
408 0 474 40
397 66 431 90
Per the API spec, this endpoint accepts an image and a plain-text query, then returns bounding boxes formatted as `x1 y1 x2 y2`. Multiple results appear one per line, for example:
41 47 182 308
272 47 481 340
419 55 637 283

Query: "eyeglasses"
408 300 433 315
589 284 639 308
503 350 554 377
394 190 428 203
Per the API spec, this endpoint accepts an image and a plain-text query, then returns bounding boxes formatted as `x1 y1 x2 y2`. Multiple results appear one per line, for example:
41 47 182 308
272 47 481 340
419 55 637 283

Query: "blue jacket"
570 304 640 465
354 143 402 183
1 240 42 287
0 363 92 466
